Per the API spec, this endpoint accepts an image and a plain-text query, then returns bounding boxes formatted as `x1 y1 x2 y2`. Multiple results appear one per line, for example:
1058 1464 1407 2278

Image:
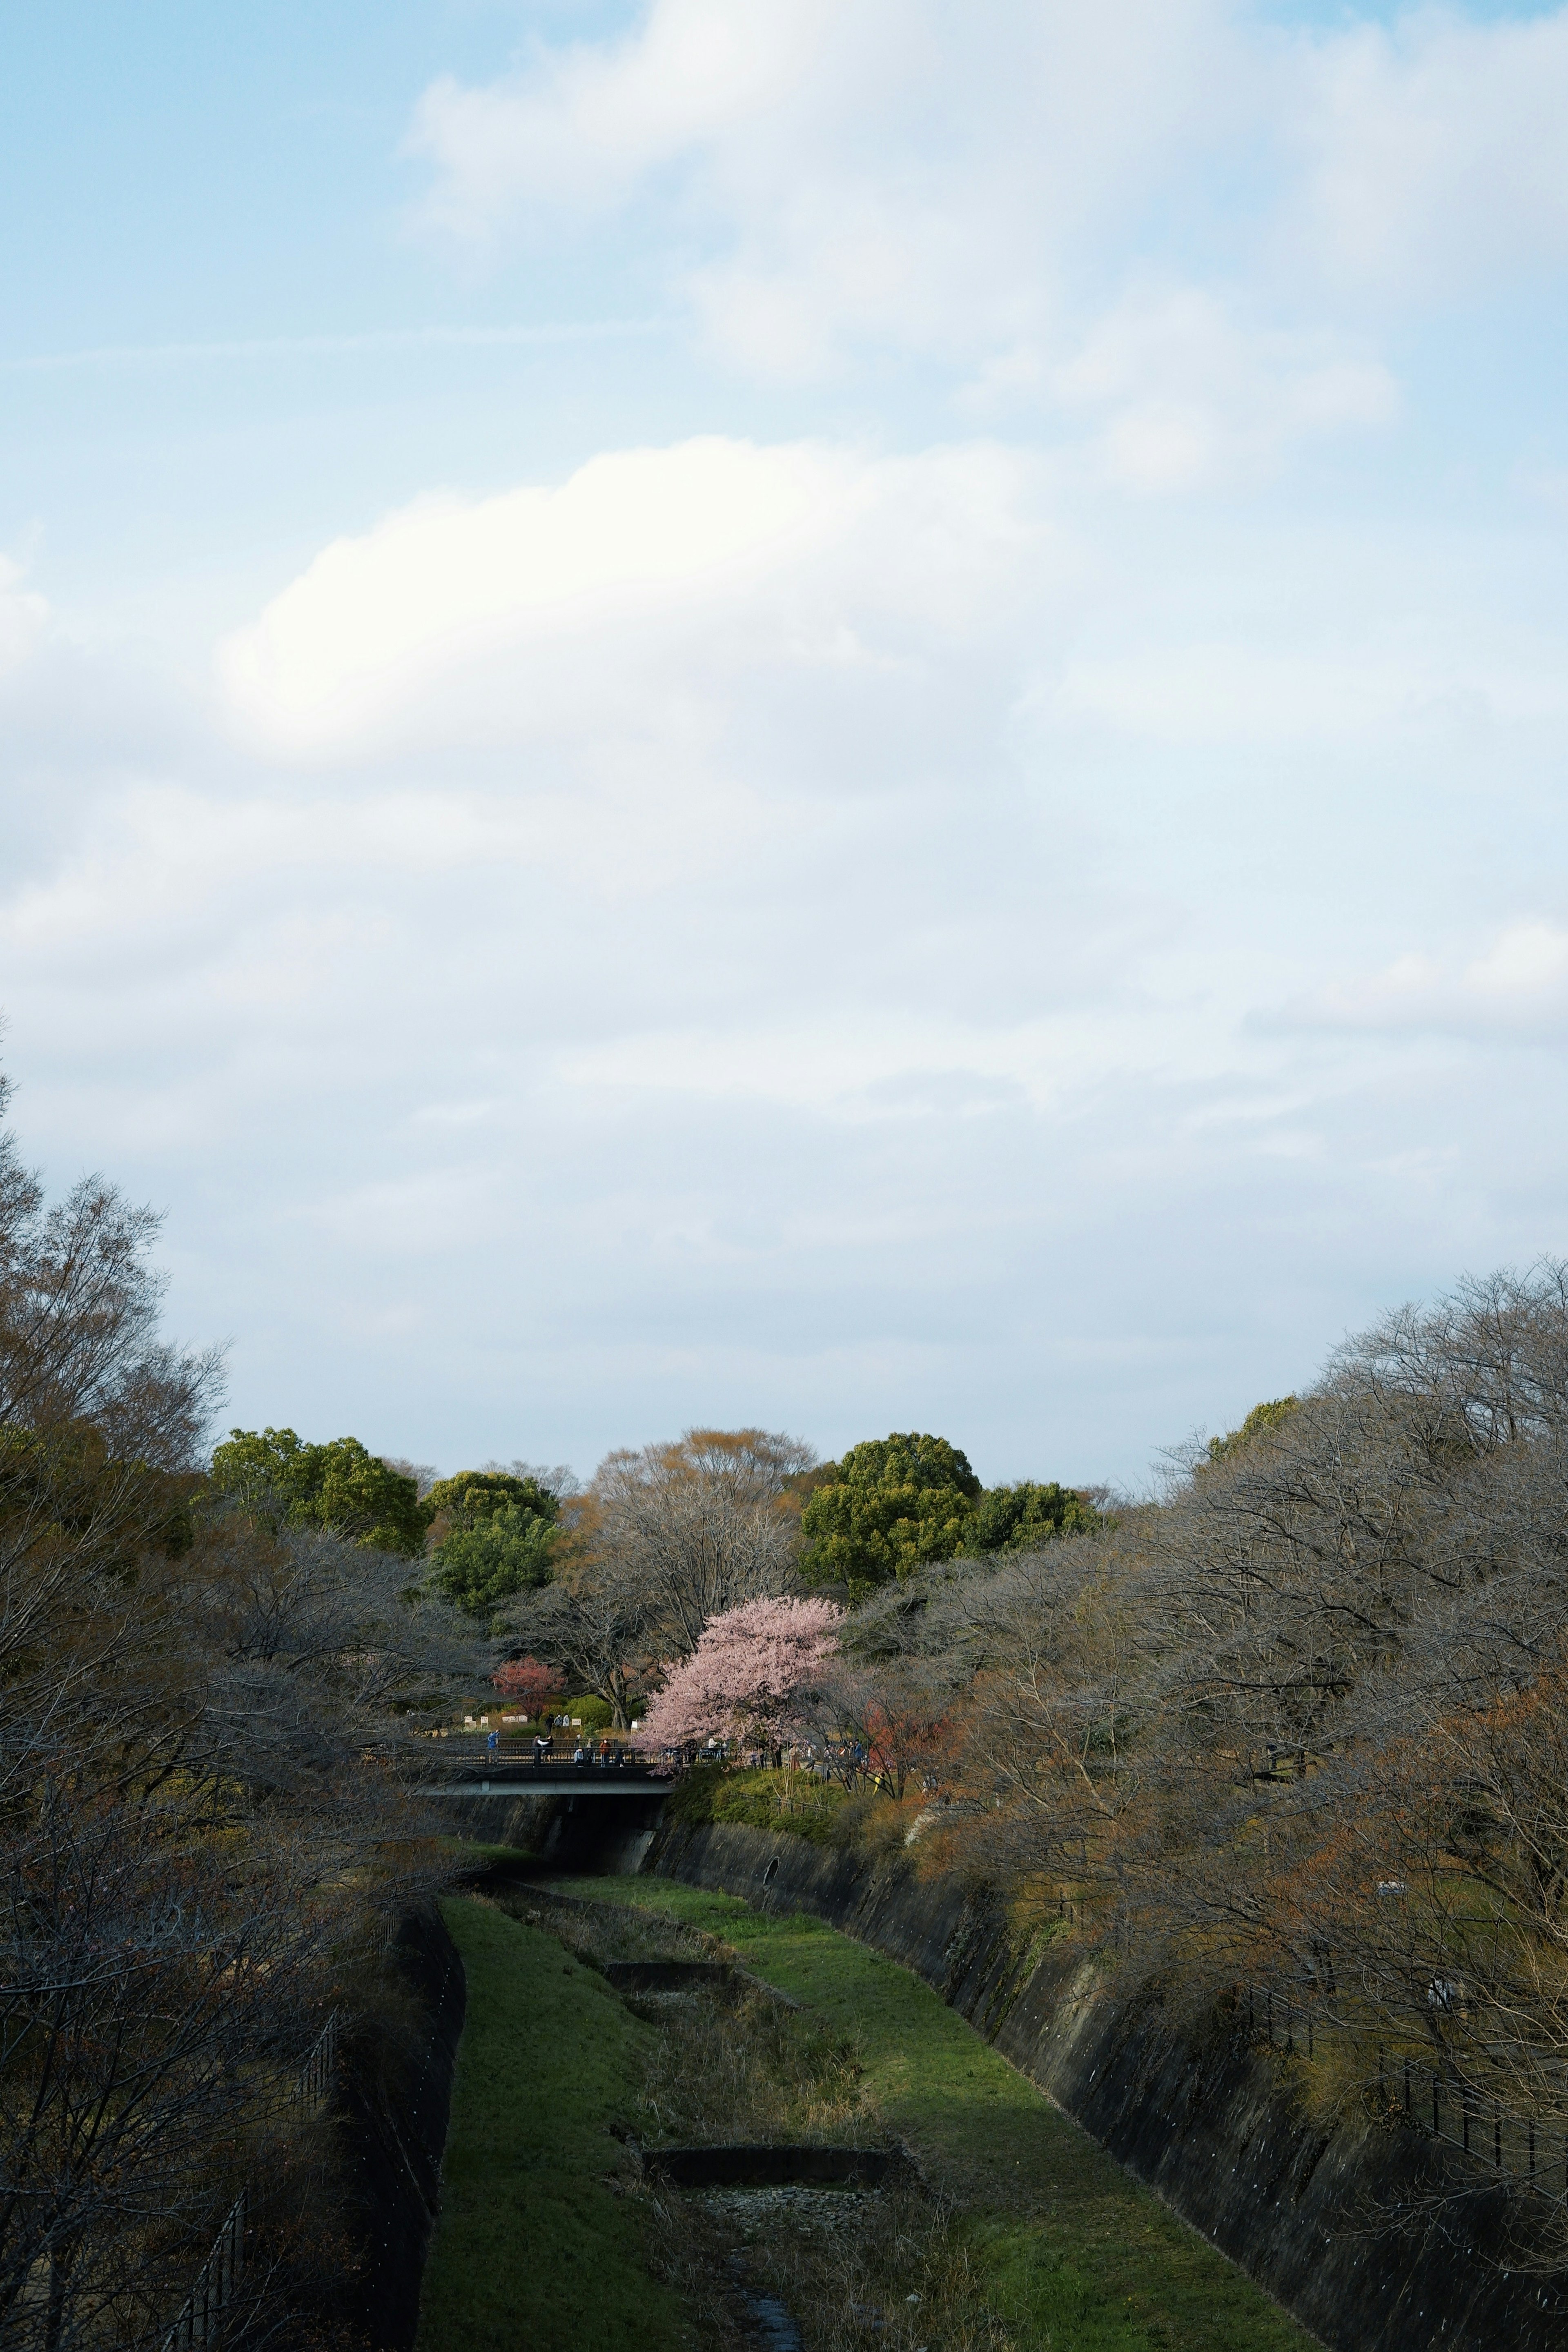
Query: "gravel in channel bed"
690 2184 880 2239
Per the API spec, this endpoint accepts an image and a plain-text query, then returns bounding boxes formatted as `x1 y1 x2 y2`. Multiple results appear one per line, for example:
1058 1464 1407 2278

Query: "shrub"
665 1766 849 1845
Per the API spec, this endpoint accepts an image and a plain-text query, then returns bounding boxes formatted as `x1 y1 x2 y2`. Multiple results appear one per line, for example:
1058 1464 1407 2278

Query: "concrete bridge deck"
414 1770 673 1798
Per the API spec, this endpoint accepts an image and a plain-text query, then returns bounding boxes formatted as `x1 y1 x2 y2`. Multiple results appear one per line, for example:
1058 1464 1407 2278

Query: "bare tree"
498 1569 658 1728
804 1660 951 1800
0 1076 479 2350
927 1264 1568 2265
588 1428 815 1660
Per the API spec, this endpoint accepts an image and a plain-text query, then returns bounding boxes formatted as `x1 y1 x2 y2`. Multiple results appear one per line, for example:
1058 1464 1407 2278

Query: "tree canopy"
0 1067 475 2352
423 1467 556 1536
1204 1396 1298 1468
963 1479 1104 1554
491 1654 557 1713
424 1468 560 1618
588 1426 815 1656
208 1425 425 1557
800 1432 982 1591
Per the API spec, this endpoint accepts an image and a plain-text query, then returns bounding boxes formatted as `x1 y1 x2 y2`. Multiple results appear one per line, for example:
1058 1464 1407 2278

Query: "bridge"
413 1762 675 1800
415 1759 676 1869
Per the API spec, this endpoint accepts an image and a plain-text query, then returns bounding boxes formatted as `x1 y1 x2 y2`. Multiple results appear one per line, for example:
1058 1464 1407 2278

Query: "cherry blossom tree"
633 1596 842 1750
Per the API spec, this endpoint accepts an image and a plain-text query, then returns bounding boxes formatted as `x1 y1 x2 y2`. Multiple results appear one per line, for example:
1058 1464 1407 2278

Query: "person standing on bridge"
532 1731 550 1769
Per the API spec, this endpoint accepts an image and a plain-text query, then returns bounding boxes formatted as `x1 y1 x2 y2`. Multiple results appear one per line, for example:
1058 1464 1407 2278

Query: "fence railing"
1244 1982 1567 2205
290 2011 337 2113
419 1756 671 1784
1376 2046 1568 2202
159 2009 340 2352
160 2192 246 2352
1247 1986 1321 2059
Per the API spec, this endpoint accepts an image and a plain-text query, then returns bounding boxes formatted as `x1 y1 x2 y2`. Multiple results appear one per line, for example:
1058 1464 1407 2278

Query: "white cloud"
13 437 1568 1483
1299 920 1568 1037
1045 283 1398 491
403 0 1568 480
1287 7 1568 298
24 0 1568 1479
0 557 51 678
406 0 1244 379
1469 919 1568 999
407 2 835 233
1048 638 1521 748
217 435 1050 757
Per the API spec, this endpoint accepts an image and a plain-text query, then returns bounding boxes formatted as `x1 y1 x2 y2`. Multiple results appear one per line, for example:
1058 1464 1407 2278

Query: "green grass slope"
565 1877 1316 2352
414 1897 688 2352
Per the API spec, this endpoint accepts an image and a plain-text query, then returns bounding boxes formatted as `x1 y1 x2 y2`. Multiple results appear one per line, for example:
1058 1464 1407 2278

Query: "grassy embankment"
566 1876 1316 2352
413 1898 688 2352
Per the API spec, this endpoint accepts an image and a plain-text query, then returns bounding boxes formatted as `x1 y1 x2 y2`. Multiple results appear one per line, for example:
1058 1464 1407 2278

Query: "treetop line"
207 1420 1110 1621
10 1045 1568 2320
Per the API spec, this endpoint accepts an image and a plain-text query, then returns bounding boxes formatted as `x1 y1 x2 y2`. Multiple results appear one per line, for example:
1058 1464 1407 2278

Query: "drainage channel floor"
727 2258 804 2351
701 2188 880 2352
552 1873 1324 2352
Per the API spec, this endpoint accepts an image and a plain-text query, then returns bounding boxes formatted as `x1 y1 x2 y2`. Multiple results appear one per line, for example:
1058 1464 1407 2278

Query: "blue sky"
4 0 1568 1487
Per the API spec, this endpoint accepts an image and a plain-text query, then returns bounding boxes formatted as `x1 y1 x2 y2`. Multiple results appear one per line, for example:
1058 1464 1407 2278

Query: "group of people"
526 1731 630 1769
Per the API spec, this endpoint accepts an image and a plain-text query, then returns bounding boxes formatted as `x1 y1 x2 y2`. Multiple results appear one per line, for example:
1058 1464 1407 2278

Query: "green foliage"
964 1479 1105 1554
422 1468 557 1533
1205 1396 1298 1468
800 1432 982 1591
208 1425 425 1556
664 1764 850 1844
424 1469 560 1619
566 1693 613 1730
427 1504 557 1617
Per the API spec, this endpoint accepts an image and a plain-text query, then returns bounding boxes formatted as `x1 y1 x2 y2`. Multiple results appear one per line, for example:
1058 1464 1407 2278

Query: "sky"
4 0 1568 1489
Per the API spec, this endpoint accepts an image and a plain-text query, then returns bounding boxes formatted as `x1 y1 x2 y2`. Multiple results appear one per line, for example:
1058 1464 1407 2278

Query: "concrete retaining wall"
331 1907 467 2352
646 1817 1568 2352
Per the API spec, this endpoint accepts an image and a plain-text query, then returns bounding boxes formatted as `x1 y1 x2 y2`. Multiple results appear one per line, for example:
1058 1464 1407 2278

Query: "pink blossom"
633 1596 842 1750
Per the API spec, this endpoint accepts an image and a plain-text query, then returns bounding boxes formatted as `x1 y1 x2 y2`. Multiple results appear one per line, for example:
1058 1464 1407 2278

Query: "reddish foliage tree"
863 1694 950 1797
803 1666 951 1797
491 1655 557 1713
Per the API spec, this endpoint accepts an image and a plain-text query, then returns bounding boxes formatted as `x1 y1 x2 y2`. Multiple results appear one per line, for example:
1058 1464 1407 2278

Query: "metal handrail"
160 2012 340 2351
160 2191 246 2352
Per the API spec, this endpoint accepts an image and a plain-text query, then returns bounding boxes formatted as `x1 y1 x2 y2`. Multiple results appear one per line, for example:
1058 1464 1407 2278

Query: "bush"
825 1791 920 1858
664 1766 850 1845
